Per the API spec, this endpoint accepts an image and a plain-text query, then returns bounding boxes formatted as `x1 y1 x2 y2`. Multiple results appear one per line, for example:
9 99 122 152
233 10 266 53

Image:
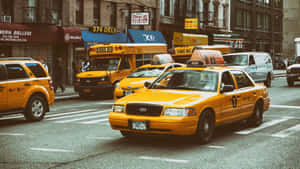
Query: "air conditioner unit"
1 16 11 23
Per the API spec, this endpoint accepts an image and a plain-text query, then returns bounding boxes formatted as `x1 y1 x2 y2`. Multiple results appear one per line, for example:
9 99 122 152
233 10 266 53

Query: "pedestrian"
81 58 90 72
37 56 49 72
53 57 65 93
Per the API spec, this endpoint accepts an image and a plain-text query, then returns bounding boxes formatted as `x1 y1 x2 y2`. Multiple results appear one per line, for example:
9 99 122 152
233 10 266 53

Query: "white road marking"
270 105 300 109
86 136 114 140
46 109 97 119
139 156 189 164
235 118 291 135
207 145 225 149
46 110 108 120
79 118 109 124
272 124 300 138
0 133 25 136
0 115 24 120
54 112 109 123
30 148 73 152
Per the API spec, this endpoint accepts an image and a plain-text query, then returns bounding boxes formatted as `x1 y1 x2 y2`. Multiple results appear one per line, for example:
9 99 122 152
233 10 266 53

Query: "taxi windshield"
151 69 219 92
90 58 120 71
224 54 248 66
127 67 165 78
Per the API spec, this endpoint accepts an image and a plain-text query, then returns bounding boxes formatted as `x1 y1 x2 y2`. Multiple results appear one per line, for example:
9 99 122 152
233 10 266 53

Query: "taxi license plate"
131 121 147 130
83 89 91 93
124 91 134 96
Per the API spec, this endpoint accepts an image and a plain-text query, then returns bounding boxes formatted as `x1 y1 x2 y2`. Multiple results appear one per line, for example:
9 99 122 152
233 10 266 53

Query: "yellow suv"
0 57 54 121
109 64 270 143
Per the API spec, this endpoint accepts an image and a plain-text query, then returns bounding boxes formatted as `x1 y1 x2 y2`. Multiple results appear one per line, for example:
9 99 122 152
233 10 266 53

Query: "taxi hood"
76 71 113 78
116 89 217 106
119 77 156 89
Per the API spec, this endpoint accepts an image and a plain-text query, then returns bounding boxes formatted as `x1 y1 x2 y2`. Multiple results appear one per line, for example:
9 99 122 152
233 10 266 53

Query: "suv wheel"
24 95 47 121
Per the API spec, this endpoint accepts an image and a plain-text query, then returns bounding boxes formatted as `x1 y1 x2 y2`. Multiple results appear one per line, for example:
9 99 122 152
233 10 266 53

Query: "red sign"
131 12 149 25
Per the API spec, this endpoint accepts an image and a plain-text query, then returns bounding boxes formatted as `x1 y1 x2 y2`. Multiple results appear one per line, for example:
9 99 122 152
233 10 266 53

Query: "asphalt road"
0 77 300 169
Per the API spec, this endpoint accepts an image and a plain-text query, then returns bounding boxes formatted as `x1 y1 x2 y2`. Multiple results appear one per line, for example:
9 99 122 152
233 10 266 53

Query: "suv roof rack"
0 57 34 60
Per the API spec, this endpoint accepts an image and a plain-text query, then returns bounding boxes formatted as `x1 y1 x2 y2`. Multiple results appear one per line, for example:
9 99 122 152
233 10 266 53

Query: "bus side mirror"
144 81 151 88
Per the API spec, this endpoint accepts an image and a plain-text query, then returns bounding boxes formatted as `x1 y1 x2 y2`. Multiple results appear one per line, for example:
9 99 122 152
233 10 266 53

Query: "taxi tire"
24 95 47 122
196 110 215 144
264 74 272 88
287 80 294 87
248 102 263 127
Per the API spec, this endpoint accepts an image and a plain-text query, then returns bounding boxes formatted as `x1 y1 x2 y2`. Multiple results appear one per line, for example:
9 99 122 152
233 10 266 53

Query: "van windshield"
127 67 164 78
224 55 248 66
90 58 120 71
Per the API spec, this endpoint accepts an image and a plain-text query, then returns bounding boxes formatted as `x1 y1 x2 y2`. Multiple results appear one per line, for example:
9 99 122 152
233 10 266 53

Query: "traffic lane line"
139 156 189 164
272 124 300 138
0 133 25 136
46 109 107 120
30 147 73 153
270 105 300 109
54 112 109 123
45 109 97 119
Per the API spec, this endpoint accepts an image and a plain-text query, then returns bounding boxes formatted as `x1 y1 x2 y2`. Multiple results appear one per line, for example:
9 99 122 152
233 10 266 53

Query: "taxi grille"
126 103 163 116
291 68 300 73
80 78 101 86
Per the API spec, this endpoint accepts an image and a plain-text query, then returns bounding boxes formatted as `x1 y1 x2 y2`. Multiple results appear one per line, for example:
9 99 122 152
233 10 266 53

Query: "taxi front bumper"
109 112 198 136
74 84 113 94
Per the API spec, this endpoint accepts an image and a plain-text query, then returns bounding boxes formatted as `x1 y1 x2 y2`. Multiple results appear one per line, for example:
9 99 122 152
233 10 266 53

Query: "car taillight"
49 79 54 90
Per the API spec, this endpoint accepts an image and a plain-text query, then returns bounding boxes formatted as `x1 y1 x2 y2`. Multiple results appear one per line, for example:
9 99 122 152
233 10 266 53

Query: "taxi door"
218 71 239 123
0 64 8 112
231 70 256 119
5 64 31 111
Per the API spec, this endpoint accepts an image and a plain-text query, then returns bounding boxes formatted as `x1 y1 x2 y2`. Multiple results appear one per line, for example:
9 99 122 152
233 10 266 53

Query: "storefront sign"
131 12 149 25
185 18 198 30
89 26 117 34
0 29 32 42
173 32 208 46
213 34 244 49
128 29 166 43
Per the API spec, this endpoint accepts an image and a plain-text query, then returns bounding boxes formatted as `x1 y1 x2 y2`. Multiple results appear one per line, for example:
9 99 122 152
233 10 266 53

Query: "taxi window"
0 65 7 81
5 64 29 80
231 70 253 88
119 57 130 70
221 71 235 86
25 63 47 77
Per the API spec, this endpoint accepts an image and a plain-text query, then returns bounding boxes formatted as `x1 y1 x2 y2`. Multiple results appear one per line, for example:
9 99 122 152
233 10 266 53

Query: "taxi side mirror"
144 81 151 88
221 84 234 93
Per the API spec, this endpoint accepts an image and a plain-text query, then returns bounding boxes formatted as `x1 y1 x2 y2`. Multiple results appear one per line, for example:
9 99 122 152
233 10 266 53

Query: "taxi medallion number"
131 121 147 130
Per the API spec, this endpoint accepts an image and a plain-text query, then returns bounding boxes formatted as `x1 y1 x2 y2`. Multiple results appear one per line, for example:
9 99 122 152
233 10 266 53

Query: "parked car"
0 57 54 121
223 52 273 87
109 62 270 143
286 56 300 86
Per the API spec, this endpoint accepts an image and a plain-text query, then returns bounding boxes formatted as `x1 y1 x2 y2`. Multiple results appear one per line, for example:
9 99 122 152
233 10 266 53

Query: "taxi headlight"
112 104 125 113
164 108 196 117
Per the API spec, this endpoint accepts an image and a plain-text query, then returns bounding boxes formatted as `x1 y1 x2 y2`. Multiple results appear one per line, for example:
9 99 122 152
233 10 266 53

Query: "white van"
223 52 273 87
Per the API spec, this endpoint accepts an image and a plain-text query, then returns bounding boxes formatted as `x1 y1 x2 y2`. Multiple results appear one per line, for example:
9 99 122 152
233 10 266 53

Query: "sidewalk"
55 70 287 101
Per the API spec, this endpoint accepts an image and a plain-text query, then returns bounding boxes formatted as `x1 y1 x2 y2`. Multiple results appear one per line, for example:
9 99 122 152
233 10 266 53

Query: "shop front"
127 29 167 44
0 23 57 73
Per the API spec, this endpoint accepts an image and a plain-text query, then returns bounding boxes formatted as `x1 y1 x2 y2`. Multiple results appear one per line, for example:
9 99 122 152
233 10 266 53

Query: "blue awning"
128 29 166 43
81 30 130 47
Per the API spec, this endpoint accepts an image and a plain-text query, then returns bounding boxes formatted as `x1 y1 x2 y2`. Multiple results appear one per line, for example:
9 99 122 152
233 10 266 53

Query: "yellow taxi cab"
114 62 185 100
0 57 54 121
109 61 270 143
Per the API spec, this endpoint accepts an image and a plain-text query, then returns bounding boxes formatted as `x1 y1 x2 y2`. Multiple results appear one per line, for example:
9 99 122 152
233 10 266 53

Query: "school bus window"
144 54 153 65
90 58 120 71
119 57 130 70
136 54 144 67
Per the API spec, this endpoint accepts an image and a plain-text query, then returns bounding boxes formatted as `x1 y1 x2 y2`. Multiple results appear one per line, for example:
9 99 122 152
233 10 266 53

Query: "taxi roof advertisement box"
173 32 208 46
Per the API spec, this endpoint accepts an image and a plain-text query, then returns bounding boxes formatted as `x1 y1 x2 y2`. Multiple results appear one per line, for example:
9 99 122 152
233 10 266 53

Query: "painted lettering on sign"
143 34 156 42
131 13 149 25
90 26 117 34
0 29 32 42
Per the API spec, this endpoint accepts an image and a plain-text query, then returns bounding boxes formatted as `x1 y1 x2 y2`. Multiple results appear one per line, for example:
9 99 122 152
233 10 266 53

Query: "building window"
274 0 281 8
161 0 175 17
264 15 270 31
152 8 157 30
110 2 117 27
23 0 37 23
256 13 263 30
76 0 84 24
51 0 62 25
1 0 14 23
94 0 100 25
274 15 282 32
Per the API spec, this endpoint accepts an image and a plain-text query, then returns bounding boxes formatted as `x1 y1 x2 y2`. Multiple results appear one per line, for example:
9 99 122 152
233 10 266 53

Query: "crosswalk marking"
271 124 300 138
0 115 24 120
46 109 109 121
79 118 109 124
235 118 290 135
54 112 109 123
46 109 97 119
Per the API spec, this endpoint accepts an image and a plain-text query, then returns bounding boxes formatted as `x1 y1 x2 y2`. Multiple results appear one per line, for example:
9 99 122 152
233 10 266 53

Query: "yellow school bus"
74 43 167 98
171 45 231 63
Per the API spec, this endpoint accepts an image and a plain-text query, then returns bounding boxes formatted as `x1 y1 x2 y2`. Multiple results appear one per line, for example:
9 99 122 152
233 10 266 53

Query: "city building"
0 0 161 84
282 1 300 59
230 0 283 56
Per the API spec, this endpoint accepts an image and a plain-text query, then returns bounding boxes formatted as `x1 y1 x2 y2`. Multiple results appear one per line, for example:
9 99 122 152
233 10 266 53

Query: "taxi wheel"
264 74 272 87
248 102 263 127
196 110 215 144
24 95 47 121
